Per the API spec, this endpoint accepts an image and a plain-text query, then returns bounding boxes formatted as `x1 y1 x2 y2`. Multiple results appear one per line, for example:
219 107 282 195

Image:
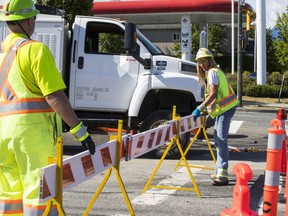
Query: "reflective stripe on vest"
24 204 58 216
206 68 239 118
0 199 23 214
0 40 17 100
0 38 53 116
0 98 54 116
207 86 237 112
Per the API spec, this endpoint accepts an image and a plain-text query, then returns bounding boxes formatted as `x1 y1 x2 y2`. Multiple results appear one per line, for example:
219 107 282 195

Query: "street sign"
240 0 245 6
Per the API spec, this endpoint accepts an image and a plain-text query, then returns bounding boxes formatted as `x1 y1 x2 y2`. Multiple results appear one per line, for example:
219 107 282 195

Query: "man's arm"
45 90 80 128
45 90 96 155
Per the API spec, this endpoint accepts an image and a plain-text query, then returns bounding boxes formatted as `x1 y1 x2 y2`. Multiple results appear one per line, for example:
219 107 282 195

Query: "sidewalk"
240 96 288 112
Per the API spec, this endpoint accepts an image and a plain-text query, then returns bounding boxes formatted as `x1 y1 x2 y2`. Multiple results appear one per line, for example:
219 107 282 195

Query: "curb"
237 104 288 113
237 107 279 113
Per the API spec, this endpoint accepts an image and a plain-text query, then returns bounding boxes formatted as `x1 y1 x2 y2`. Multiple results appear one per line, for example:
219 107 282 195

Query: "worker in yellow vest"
0 0 95 215
192 48 239 186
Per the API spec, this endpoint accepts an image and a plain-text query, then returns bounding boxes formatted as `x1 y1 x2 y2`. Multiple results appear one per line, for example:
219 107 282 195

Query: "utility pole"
256 0 266 85
237 0 244 107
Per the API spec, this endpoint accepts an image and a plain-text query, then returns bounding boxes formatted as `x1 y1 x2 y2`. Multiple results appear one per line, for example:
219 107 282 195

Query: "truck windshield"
136 29 163 55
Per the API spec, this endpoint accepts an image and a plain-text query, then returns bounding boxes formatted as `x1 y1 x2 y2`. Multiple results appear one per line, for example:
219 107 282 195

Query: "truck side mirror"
124 22 137 52
124 22 151 70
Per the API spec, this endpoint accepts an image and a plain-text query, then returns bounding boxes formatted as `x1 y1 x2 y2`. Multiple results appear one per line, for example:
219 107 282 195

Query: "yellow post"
43 115 66 215
54 136 66 215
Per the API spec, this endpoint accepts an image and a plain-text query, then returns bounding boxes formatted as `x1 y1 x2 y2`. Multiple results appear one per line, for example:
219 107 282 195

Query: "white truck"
0 11 204 158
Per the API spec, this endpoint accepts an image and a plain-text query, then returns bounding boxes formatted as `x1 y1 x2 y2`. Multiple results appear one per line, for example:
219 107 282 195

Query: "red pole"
285 159 288 215
276 108 287 175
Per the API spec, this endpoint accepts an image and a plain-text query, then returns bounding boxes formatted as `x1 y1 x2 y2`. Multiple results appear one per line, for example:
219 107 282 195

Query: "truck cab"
0 13 204 158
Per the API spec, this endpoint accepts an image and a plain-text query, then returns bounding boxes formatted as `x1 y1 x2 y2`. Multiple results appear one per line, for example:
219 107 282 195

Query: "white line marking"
131 167 202 206
229 120 243 134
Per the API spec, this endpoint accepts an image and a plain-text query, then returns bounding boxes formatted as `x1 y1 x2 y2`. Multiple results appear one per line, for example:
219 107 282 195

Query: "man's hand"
81 135 96 155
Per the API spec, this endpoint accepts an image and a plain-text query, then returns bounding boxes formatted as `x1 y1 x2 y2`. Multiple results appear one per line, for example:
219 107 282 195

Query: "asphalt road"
60 109 287 216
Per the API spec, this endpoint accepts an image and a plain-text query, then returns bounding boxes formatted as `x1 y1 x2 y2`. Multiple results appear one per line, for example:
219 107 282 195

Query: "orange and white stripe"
39 115 204 202
180 115 204 134
39 137 127 202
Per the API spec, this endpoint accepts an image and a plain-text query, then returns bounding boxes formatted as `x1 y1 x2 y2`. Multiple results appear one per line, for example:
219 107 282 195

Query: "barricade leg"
174 115 216 171
221 163 258 216
83 120 135 216
142 114 201 198
43 136 66 216
142 136 201 197
83 168 112 215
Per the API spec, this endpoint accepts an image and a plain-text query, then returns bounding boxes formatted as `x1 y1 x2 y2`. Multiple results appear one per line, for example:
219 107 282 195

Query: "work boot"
212 177 229 186
210 174 217 180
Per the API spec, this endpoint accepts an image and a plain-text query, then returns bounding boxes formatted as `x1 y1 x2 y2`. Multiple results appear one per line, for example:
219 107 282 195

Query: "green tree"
171 24 227 59
35 0 93 27
273 6 288 71
266 28 279 72
207 24 227 55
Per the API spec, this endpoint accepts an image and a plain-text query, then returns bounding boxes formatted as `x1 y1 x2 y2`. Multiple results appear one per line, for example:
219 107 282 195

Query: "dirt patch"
242 96 288 106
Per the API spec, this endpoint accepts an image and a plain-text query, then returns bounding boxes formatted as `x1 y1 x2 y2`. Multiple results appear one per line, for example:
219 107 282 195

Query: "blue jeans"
213 106 237 178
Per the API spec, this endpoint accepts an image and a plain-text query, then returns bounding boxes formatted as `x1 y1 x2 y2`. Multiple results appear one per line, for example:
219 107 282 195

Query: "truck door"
71 19 140 111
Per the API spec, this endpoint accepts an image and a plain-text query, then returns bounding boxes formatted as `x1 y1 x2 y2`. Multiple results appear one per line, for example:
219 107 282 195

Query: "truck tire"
140 110 190 159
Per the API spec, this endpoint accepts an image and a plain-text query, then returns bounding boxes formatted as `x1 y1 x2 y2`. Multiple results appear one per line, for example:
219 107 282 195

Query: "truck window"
85 22 125 55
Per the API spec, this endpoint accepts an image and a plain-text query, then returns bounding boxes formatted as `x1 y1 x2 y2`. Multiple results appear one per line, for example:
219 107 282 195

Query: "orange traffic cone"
276 108 287 175
221 163 258 216
263 119 285 216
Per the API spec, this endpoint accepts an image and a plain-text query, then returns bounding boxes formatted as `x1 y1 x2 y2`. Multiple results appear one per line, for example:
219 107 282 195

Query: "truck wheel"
140 110 190 159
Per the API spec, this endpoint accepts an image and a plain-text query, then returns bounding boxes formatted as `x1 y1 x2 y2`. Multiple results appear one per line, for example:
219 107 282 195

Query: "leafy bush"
226 71 288 98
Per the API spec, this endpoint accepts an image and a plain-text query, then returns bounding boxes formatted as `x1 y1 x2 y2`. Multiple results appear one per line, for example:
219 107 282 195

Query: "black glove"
81 135 96 155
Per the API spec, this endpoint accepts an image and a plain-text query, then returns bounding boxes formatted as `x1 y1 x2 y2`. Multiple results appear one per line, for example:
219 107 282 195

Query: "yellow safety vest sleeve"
1 33 66 96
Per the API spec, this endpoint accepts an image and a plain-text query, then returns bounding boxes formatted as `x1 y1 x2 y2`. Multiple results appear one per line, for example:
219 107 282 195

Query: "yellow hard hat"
0 0 39 21
195 48 214 61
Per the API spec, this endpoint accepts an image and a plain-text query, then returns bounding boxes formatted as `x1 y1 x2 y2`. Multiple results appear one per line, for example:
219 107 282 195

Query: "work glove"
70 121 96 155
192 103 206 118
192 108 201 118
81 135 96 155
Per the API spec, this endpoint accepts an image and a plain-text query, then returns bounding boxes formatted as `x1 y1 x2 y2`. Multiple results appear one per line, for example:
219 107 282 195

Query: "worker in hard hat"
192 48 239 186
0 0 96 215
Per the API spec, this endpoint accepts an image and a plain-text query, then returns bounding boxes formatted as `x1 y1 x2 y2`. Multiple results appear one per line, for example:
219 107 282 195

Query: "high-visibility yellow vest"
205 68 239 118
0 38 54 116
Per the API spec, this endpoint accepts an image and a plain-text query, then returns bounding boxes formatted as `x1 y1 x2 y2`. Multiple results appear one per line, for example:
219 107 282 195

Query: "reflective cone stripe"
263 119 285 216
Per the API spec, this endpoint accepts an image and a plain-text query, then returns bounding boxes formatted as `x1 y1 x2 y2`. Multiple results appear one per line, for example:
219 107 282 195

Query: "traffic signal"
243 9 255 32
246 10 252 31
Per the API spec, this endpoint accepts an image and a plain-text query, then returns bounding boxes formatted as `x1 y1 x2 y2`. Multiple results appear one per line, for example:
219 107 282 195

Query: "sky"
0 0 286 28
246 0 288 28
